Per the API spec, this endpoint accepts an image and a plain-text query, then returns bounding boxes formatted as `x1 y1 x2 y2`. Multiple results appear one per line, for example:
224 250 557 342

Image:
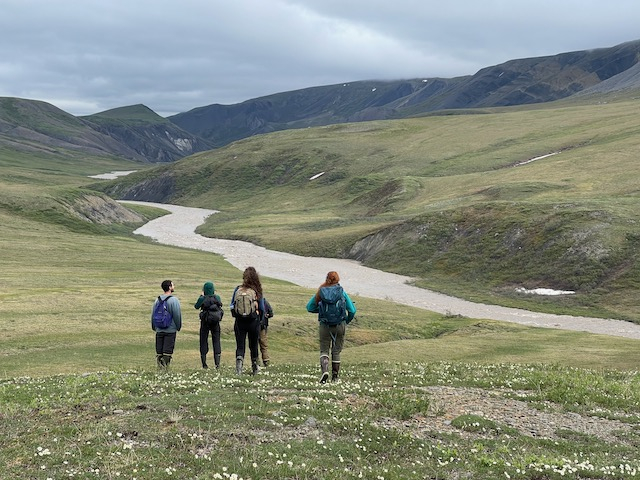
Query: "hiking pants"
199 321 221 357
319 321 346 363
234 316 259 361
155 332 177 356
259 326 269 364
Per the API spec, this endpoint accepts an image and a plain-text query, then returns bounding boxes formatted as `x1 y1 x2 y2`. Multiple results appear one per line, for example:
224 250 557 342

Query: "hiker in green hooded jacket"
194 281 223 369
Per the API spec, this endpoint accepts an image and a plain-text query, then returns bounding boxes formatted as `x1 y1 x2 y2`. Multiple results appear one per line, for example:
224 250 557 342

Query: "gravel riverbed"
122 201 640 340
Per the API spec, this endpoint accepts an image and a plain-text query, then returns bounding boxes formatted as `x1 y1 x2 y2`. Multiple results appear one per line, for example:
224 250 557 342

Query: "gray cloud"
1 0 638 116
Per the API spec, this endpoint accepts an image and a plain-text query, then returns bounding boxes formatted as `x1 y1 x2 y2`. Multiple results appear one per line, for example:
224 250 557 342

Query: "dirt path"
122 201 640 340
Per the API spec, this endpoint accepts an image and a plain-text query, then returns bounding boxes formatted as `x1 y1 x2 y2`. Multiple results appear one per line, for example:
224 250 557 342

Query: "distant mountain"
0 99 212 163
82 104 213 162
2 40 639 162
169 40 640 147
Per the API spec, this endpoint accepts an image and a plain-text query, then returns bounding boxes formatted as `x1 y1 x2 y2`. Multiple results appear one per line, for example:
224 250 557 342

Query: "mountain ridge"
168 40 640 147
1 39 640 161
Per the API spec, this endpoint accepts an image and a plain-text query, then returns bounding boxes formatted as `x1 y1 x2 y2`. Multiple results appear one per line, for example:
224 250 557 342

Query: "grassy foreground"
2 363 640 479
2 202 640 478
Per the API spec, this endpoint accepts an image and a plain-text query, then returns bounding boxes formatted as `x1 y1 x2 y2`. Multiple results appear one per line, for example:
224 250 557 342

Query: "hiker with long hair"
306 271 356 383
230 266 263 375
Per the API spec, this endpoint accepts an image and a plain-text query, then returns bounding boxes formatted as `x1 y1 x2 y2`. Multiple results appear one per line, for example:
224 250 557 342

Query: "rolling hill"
1 39 639 160
0 98 212 163
93 91 640 321
4 38 640 321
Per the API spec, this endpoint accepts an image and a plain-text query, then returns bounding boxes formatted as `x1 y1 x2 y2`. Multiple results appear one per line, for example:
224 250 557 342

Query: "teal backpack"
318 285 347 325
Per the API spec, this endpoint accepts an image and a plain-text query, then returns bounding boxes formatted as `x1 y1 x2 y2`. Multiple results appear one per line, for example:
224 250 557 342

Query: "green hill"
94 94 640 321
3 86 640 480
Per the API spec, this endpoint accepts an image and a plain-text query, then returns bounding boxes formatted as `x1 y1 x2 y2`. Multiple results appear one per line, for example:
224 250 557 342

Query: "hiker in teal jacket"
194 281 223 369
151 279 182 368
306 271 356 383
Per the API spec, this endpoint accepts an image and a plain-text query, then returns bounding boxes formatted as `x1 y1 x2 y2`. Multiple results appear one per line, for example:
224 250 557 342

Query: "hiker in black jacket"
194 281 223 369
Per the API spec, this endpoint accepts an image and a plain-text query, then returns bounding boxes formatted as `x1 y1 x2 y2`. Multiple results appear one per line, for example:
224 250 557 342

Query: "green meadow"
2 95 640 478
95 94 640 322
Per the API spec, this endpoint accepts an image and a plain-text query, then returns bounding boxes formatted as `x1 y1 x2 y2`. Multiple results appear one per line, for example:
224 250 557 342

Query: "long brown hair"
314 271 340 302
242 266 263 299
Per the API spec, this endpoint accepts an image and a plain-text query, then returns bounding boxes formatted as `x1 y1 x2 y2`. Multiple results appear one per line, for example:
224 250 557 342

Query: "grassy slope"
94 95 640 320
5 206 640 379
3 109 640 478
4 96 637 377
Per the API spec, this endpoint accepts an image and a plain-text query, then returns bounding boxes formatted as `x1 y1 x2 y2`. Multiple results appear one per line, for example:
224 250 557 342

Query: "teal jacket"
306 285 356 323
151 294 182 332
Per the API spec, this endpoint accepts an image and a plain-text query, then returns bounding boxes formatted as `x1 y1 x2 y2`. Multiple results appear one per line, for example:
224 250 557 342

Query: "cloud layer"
2 0 638 116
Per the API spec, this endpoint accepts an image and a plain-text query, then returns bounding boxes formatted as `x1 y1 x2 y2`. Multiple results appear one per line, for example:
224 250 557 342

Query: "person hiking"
230 266 263 375
258 297 274 367
306 271 356 383
151 279 182 368
194 281 223 369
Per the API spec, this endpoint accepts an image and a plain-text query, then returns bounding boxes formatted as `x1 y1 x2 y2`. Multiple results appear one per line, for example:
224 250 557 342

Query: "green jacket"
194 281 222 309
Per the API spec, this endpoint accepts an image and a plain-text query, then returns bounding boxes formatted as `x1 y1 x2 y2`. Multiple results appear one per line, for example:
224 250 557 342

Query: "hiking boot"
214 354 221 369
235 357 243 375
201 355 208 369
163 355 172 367
251 360 259 376
156 354 165 369
320 356 329 384
262 360 269 368
331 362 340 382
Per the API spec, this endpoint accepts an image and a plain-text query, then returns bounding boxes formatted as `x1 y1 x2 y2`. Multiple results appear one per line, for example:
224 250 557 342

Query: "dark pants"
319 322 345 363
155 331 177 356
234 315 259 361
199 321 221 357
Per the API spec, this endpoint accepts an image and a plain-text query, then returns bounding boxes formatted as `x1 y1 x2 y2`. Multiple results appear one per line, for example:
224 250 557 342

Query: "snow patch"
516 287 575 296
514 152 560 167
88 170 137 180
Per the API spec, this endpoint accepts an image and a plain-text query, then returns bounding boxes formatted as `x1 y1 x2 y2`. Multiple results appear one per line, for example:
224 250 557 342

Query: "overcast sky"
2 0 639 117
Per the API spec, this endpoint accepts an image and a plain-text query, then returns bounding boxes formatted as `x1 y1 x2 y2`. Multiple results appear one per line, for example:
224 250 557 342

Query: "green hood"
203 281 215 295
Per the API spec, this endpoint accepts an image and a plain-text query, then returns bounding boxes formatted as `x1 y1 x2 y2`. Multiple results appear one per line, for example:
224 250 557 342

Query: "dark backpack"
233 286 258 318
200 296 223 324
318 285 347 325
152 295 173 329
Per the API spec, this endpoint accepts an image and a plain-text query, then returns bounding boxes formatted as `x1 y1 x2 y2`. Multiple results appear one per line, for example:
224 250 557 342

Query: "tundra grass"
3 194 640 478
93 97 640 320
2 363 640 480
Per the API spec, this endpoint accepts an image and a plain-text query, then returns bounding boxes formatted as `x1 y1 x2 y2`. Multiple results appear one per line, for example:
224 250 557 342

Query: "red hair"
314 271 340 302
